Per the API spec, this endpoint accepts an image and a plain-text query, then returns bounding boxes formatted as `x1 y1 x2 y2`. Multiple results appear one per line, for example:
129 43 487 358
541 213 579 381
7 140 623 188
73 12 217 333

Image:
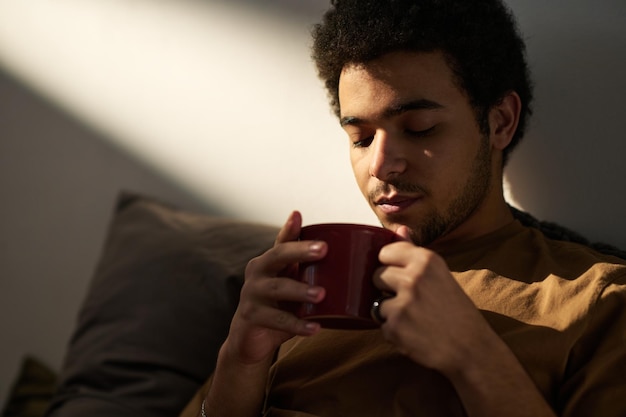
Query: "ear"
489 91 521 151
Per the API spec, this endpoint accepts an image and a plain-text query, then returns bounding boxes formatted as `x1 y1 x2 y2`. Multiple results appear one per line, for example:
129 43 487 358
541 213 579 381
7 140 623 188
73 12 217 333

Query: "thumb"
395 225 412 242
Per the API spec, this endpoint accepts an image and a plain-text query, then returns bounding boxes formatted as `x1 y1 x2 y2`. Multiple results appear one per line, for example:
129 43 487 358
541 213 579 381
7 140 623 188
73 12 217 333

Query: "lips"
374 194 421 215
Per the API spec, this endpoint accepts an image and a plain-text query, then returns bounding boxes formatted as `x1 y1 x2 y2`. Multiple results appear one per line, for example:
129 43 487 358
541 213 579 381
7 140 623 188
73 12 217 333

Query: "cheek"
350 152 371 196
431 141 485 196
410 143 470 197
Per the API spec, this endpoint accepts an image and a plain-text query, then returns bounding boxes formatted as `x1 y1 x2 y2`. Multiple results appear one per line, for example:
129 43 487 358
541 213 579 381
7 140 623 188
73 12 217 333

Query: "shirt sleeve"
558 272 626 416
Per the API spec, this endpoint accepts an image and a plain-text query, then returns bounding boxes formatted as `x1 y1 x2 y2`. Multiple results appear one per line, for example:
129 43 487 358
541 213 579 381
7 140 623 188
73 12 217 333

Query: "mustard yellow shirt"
181 220 626 416
264 220 626 416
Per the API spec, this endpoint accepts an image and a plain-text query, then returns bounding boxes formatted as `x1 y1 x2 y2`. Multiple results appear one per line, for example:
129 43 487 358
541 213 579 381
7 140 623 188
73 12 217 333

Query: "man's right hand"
204 211 327 417
222 210 328 366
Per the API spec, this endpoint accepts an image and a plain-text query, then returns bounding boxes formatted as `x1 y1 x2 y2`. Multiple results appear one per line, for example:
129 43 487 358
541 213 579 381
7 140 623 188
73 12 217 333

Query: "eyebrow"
340 98 444 127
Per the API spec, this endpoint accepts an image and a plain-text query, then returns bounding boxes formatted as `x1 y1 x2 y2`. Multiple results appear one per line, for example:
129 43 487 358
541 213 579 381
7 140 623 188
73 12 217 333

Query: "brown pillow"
47 192 279 417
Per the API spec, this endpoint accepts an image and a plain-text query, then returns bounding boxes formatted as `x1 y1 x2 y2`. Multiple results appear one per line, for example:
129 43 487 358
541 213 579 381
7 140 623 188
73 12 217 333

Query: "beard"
371 135 493 246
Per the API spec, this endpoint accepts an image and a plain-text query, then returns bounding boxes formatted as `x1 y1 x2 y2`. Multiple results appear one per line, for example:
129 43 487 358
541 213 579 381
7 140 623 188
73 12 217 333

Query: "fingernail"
309 241 324 254
304 322 320 333
306 286 322 298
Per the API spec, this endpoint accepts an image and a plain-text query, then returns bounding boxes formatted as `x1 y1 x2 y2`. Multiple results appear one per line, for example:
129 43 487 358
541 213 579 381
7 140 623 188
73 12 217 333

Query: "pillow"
46 192 279 417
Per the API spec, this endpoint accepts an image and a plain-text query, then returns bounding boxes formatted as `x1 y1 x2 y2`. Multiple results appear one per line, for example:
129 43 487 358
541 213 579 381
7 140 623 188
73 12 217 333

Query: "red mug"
290 223 400 329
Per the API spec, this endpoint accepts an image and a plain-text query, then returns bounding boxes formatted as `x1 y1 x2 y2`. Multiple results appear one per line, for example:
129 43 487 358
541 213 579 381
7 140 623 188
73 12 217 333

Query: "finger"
275 211 302 246
378 241 419 266
247 303 321 336
395 225 412 242
372 265 403 293
253 277 326 304
246 239 328 279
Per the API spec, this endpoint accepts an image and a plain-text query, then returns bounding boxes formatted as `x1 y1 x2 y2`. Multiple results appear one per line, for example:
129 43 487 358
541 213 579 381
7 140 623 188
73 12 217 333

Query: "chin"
375 210 411 229
378 217 409 235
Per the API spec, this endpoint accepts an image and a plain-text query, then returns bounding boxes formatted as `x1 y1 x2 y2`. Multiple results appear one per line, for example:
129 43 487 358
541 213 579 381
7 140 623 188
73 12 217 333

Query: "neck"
428 185 514 253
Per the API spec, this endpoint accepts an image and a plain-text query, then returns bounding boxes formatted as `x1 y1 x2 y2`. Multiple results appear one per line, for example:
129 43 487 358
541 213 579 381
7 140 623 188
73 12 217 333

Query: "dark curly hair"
311 0 533 164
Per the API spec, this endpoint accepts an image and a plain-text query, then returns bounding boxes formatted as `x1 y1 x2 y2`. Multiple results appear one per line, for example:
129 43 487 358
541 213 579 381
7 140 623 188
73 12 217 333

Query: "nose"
369 131 407 180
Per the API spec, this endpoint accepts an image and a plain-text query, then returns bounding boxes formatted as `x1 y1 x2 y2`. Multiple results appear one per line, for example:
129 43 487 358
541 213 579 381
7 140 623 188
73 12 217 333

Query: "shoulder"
448 215 626 292
520 222 626 284
511 205 626 263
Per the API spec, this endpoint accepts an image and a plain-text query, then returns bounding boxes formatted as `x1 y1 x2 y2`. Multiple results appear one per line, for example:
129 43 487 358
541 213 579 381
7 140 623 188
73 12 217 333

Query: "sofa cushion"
47 192 279 417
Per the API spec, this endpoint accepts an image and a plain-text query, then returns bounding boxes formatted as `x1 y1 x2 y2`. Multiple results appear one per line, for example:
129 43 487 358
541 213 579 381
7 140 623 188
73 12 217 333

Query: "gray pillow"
47 192 279 417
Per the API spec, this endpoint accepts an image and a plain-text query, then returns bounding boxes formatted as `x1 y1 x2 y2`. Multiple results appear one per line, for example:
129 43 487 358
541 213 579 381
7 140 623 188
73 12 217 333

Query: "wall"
504 1 626 247
1 0 625 407
0 70 211 406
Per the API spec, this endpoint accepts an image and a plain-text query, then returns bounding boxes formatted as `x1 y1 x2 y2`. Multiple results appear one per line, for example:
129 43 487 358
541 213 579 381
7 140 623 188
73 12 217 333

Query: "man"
188 1 626 416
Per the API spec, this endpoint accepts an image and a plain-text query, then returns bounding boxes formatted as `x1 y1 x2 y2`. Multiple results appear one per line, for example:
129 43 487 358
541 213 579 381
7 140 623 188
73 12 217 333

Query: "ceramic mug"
289 223 400 329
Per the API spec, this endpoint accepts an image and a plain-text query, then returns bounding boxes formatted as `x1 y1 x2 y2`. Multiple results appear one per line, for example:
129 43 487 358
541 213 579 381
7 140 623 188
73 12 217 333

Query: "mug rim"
301 223 397 237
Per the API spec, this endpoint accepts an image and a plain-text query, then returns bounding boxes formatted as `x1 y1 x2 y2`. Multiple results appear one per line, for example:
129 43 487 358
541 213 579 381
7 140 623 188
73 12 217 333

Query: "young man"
190 1 626 416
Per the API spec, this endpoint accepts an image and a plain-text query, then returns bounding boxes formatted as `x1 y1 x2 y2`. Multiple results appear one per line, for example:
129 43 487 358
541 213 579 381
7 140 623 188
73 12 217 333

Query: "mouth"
374 194 422 215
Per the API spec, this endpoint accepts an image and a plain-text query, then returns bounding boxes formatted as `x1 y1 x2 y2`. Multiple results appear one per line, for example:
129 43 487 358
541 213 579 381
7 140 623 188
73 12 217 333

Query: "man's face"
338 51 496 246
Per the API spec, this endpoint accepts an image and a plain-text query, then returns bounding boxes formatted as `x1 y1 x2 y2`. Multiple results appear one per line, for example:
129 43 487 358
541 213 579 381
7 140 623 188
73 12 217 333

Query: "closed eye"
405 126 436 138
353 136 374 148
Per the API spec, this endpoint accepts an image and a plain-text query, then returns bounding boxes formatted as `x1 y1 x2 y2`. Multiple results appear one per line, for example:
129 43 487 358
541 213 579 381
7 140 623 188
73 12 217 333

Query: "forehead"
338 51 464 116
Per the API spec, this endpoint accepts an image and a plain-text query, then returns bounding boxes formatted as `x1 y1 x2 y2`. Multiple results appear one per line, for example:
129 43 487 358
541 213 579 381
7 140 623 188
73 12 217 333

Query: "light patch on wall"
503 176 524 211
0 0 377 226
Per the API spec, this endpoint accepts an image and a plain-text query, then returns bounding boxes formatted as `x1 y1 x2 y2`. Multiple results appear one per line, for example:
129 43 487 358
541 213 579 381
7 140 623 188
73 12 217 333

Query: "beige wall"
1 0 625 407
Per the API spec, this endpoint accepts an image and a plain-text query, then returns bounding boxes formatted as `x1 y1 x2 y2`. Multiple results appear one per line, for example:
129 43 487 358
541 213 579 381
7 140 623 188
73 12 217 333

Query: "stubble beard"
376 135 493 247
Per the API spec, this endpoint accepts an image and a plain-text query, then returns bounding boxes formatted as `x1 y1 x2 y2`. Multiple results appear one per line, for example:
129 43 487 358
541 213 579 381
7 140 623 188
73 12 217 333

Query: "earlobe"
489 91 521 150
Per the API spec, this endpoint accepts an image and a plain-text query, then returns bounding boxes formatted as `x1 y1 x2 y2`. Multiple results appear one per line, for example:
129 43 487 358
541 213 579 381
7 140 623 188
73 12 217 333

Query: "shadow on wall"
504 4 626 249
201 0 328 20
0 67 227 397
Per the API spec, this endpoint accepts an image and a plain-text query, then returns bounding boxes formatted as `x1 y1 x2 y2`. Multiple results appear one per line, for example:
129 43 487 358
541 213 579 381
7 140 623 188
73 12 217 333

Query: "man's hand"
372 226 556 417
224 210 327 365
204 211 327 417
373 226 489 373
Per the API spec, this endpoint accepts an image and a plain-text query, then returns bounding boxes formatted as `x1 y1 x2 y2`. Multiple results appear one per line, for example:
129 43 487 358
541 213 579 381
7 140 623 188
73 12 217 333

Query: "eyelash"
352 126 435 148
406 126 436 138
352 137 374 148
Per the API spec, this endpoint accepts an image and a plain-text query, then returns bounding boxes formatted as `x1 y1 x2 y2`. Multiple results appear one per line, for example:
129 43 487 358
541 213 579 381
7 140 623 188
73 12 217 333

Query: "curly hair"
311 0 533 164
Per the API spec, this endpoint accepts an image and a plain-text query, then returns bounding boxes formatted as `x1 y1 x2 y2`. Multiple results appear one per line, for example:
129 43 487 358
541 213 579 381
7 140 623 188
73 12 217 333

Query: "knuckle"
392 270 418 293
419 247 444 266
421 250 439 264
378 242 397 260
238 301 259 322
275 310 292 326
245 255 263 277
265 278 283 295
